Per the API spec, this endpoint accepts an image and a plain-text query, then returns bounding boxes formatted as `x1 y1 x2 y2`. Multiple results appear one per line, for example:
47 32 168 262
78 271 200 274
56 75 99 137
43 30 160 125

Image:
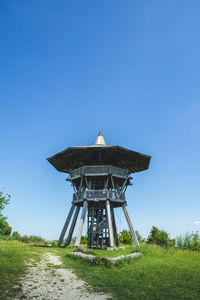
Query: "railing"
73 190 126 202
70 165 128 179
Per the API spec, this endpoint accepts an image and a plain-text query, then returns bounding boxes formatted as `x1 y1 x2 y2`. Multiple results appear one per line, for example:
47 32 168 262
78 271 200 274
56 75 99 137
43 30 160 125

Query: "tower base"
87 203 110 249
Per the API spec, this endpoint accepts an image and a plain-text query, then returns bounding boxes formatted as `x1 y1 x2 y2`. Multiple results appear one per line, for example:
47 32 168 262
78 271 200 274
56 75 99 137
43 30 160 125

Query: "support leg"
106 200 114 247
111 207 119 247
58 204 75 246
65 206 80 246
75 201 87 247
122 204 139 247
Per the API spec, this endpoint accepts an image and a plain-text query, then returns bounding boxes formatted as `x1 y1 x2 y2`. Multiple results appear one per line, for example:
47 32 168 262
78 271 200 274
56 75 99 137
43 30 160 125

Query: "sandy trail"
16 252 112 300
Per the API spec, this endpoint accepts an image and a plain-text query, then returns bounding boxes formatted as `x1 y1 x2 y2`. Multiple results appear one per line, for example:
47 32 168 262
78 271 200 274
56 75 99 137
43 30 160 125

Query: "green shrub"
118 230 144 245
135 230 145 243
80 235 87 244
92 257 113 268
147 226 170 246
176 232 200 250
12 231 21 240
51 240 58 247
0 234 13 240
0 191 12 235
118 230 132 245
168 238 176 247
19 235 45 244
0 219 12 235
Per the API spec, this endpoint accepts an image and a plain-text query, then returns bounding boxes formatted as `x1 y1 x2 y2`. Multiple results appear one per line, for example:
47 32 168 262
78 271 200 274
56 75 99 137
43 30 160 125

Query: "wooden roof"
47 144 151 174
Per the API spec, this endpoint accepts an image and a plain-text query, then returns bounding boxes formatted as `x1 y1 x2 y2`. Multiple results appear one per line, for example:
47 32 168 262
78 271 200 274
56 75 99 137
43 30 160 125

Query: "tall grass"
176 232 200 250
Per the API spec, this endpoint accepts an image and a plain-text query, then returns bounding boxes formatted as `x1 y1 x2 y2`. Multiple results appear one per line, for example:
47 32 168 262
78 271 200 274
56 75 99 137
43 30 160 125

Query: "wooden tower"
47 131 151 248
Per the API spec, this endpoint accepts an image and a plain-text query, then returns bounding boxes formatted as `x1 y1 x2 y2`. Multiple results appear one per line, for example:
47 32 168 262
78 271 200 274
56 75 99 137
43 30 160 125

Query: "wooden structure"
47 131 151 248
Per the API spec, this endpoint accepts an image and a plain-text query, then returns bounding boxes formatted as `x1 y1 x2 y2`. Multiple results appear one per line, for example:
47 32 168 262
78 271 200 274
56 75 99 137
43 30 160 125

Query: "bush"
19 235 45 244
147 226 170 247
118 230 144 245
80 235 87 244
135 230 146 243
51 240 58 247
0 234 13 240
0 191 11 235
118 230 132 245
168 238 176 247
0 220 12 235
12 231 21 240
176 232 200 250
92 257 113 268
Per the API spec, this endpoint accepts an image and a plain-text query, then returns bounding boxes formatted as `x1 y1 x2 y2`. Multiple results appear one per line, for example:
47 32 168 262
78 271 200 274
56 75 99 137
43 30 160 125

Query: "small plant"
80 235 87 244
92 256 104 266
92 257 113 268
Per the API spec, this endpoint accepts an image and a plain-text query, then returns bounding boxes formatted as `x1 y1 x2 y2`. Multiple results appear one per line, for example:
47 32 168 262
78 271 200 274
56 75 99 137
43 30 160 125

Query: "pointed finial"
95 130 106 145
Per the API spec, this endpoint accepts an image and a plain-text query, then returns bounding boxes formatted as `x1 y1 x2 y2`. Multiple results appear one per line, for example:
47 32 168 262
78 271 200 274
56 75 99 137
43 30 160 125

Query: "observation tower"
47 131 151 248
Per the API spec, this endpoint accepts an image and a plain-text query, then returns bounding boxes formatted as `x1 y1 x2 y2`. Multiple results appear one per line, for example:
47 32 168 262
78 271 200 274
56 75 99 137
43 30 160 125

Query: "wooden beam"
65 206 80 246
111 207 119 247
122 204 139 247
106 200 114 247
57 204 75 247
75 201 88 247
118 178 128 198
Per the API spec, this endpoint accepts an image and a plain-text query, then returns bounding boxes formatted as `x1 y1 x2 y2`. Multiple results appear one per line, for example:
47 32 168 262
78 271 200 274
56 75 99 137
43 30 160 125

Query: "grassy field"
0 241 200 300
59 245 200 300
0 240 47 299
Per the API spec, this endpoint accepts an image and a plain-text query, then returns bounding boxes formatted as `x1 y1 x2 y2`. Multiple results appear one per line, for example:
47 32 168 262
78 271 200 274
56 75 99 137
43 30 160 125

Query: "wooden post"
111 207 119 247
106 200 114 247
75 200 87 247
57 204 75 246
122 204 139 247
65 206 80 246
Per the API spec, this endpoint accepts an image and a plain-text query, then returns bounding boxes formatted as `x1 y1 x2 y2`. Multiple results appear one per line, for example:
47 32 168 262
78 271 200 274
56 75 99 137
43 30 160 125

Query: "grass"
58 244 200 300
1 241 200 300
0 240 47 299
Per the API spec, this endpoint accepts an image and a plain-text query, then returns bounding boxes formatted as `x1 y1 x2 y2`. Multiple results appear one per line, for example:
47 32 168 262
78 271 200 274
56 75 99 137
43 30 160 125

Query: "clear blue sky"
0 1 200 240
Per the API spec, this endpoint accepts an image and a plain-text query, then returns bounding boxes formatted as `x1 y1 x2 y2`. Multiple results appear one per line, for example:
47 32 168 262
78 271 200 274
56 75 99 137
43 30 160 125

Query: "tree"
147 226 169 246
0 191 10 216
0 219 12 235
12 231 21 240
118 230 132 245
135 230 145 243
0 191 12 235
119 229 144 245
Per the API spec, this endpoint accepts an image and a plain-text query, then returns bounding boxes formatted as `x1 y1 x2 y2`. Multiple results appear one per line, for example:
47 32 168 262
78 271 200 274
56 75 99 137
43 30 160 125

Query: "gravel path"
17 252 112 300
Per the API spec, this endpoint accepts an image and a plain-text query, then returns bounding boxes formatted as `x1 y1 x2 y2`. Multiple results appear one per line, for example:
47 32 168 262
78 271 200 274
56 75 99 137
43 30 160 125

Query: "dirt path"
17 252 112 300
